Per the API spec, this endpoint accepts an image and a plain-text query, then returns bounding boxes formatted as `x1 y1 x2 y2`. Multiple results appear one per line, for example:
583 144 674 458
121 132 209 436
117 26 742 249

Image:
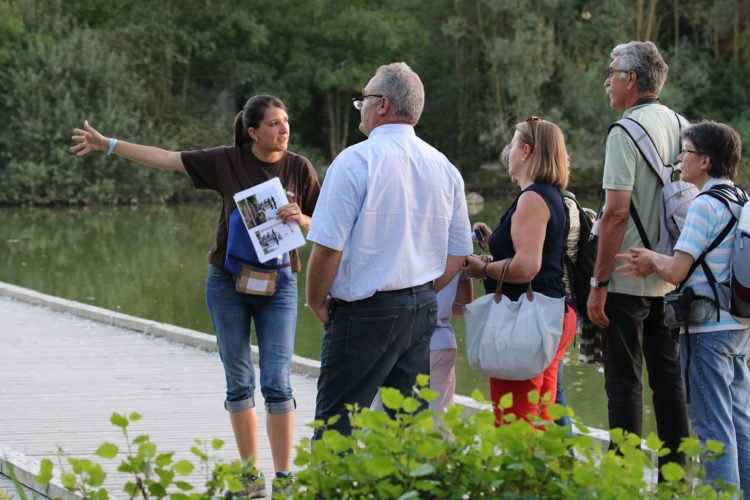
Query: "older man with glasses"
587 41 690 472
306 62 472 437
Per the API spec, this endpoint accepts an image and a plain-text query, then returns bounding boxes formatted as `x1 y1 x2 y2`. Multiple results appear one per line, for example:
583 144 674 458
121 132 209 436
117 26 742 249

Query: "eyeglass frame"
352 94 384 110
680 147 706 156
606 67 630 79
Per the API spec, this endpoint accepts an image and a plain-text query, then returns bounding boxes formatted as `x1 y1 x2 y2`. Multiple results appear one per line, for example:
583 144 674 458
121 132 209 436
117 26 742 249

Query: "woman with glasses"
463 117 576 425
616 121 750 493
71 95 320 497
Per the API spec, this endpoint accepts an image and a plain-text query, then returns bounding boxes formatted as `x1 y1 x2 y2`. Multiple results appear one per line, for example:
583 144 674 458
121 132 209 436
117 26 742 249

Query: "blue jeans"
680 328 750 494
314 285 438 437
206 264 297 414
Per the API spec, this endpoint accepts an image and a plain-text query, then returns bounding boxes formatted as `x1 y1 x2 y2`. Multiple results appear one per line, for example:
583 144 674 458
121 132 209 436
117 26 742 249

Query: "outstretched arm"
71 120 185 172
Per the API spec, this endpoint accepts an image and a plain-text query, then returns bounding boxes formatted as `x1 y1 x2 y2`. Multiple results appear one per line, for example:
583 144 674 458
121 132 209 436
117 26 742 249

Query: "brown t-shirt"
181 144 320 269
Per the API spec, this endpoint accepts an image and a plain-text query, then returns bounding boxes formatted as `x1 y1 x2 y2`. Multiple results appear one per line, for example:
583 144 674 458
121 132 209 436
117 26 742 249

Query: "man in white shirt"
306 62 472 436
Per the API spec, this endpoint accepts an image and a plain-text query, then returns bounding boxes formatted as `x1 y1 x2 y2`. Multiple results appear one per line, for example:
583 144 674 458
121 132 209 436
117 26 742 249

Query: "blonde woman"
464 117 576 425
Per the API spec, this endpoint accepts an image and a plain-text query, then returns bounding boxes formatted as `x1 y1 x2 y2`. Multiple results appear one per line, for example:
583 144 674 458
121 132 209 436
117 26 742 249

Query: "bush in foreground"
28 382 737 499
292 375 736 499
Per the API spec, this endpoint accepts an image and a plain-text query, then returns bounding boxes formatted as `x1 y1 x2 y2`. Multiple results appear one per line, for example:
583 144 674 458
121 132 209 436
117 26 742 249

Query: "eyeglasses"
352 94 384 110
606 67 630 79
681 147 705 156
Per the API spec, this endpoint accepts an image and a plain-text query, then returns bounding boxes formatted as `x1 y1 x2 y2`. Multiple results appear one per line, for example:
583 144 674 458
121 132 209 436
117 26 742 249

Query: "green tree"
0 0 186 204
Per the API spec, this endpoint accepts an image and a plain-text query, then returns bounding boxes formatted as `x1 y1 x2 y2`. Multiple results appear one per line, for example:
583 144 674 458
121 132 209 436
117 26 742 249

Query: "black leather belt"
332 282 434 306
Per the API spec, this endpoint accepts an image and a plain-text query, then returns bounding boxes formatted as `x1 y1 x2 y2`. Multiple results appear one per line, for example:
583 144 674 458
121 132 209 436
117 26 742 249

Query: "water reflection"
0 200 654 432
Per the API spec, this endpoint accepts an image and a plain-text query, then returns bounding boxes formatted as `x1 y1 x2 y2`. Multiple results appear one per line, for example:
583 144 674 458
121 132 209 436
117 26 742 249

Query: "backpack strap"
605 113 689 253
610 116 677 250
610 118 671 183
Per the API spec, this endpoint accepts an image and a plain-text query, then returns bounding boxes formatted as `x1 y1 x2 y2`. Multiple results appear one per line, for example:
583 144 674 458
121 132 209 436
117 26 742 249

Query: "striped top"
673 177 745 333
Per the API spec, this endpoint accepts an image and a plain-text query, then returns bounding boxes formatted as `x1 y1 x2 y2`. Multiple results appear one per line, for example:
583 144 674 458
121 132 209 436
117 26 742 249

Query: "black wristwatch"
590 277 610 289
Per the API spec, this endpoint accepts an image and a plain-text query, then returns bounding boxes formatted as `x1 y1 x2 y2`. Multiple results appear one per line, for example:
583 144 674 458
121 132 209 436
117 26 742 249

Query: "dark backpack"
609 112 698 255
562 191 597 320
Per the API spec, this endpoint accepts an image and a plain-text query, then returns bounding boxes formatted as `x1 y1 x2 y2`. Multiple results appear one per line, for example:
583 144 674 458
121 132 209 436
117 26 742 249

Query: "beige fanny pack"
234 264 286 296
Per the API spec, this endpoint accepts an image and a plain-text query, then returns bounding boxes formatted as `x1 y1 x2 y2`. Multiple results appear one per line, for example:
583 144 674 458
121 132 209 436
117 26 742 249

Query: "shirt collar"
369 123 416 138
701 177 734 193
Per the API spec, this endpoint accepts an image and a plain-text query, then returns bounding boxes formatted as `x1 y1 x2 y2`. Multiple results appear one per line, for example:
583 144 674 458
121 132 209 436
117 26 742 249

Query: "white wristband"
107 137 118 156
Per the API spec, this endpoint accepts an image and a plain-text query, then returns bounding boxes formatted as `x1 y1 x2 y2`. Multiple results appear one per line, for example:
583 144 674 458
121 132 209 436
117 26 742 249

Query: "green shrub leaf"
706 439 725 454
402 397 421 414
381 388 405 410
95 443 118 459
110 412 128 429
36 459 54 485
364 456 398 478
500 392 513 409
61 472 76 489
174 481 193 491
409 463 436 477
660 462 685 482
644 433 663 452
173 460 194 476
416 441 444 460
86 464 106 487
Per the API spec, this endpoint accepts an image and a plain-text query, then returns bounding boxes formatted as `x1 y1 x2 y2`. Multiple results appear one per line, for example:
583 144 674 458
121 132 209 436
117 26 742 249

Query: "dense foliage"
293 379 736 499
2 0 750 204
25 389 736 498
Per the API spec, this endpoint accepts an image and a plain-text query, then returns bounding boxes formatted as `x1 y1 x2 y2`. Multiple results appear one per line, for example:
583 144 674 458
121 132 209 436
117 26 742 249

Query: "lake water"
0 198 656 432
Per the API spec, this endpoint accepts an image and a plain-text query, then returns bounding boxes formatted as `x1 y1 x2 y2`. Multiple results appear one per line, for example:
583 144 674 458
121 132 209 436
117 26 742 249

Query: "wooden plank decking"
0 282 621 498
0 283 320 497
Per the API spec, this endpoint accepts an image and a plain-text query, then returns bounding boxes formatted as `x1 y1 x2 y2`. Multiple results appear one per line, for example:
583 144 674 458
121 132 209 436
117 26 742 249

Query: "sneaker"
225 473 267 499
271 472 295 498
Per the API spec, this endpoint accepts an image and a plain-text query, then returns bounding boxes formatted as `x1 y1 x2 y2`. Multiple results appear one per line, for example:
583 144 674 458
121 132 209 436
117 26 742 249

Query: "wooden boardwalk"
0 282 623 498
0 283 320 497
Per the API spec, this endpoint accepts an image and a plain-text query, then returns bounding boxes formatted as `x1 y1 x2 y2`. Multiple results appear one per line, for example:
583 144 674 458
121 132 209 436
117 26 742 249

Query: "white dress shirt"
308 124 472 301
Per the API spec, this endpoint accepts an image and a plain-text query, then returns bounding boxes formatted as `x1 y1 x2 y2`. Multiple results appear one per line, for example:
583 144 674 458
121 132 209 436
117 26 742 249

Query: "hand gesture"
70 120 108 157
615 248 656 281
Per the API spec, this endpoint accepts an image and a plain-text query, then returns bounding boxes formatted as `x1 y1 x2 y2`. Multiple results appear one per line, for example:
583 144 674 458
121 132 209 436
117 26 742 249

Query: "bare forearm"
594 210 628 280
306 244 342 308
297 215 311 235
483 255 540 283
112 140 185 172
435 254 466 292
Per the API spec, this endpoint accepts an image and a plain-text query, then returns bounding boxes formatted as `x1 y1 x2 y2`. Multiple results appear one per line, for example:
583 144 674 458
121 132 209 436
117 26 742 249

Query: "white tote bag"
464 259 565 381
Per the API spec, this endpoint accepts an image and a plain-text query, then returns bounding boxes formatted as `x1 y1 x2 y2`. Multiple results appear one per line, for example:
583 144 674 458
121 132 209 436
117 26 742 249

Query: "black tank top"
485 183 568 301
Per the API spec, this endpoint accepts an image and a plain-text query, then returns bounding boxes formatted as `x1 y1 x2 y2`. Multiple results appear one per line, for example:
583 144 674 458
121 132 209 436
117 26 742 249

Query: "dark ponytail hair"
234 95 287 146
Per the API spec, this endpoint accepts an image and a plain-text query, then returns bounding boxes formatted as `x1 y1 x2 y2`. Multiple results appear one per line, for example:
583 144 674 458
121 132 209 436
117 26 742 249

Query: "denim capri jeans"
206 264 297 414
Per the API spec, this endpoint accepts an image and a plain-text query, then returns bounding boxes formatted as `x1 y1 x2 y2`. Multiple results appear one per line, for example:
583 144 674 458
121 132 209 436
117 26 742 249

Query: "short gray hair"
611 41 668 94
374 62 425 124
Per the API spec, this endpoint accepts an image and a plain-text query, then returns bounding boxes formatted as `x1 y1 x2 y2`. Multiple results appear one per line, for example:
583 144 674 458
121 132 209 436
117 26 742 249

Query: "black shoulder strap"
678 188 738 296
